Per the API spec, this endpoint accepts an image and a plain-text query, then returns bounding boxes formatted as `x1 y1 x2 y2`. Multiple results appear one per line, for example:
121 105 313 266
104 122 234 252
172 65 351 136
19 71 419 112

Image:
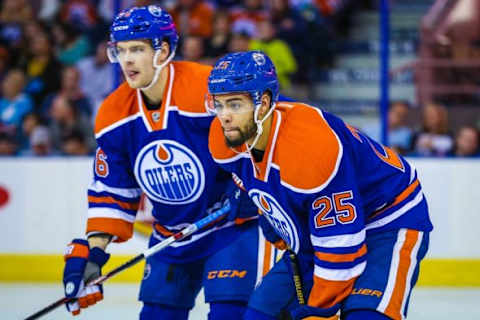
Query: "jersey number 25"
312 191 357 228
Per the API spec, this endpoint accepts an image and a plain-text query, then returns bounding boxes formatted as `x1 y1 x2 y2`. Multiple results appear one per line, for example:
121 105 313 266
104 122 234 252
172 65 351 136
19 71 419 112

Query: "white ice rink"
3 283 480 320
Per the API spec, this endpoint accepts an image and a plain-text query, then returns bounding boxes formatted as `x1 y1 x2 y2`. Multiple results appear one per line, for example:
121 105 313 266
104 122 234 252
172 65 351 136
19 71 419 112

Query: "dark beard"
225 121 257 148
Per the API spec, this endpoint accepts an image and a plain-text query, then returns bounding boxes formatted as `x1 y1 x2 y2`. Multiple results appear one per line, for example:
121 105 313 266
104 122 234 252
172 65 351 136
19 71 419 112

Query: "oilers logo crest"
134 140 205 204
249 189 300 253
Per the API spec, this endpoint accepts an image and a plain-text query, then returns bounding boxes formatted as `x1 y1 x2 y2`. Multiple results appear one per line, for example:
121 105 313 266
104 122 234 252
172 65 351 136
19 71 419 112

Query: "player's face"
116 40 156 89
214 94 257 147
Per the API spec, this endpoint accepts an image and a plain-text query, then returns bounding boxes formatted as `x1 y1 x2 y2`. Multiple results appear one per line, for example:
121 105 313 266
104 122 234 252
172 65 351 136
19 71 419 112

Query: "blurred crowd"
363 100 480 158
0 0 359 157
0 0 478 158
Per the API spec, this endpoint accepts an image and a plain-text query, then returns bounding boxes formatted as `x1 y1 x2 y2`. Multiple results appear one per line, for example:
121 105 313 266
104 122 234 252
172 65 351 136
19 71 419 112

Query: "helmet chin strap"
244 102 276 152
139 49 175 91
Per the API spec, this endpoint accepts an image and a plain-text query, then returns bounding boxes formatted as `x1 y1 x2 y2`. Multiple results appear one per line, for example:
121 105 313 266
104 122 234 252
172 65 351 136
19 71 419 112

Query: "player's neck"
140 65 169 106
248 112 273 151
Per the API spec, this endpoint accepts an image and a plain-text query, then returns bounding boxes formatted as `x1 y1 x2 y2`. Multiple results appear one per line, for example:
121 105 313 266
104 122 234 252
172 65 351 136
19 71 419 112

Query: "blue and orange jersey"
209 101 433 309
86 61 254 263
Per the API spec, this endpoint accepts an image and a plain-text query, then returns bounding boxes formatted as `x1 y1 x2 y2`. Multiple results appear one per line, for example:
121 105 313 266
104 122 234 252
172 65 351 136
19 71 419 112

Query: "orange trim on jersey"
346 124 363 142
154 223 174 237
262 241 273 277
315 244 367 263
209 117 245 160
168 61 212 114
64 242 89 261
94 82 139 135
275 103 341 190
86 218 133 243
308 276 356 309
384 230 420 320
88 196 139 211
370 179 420 219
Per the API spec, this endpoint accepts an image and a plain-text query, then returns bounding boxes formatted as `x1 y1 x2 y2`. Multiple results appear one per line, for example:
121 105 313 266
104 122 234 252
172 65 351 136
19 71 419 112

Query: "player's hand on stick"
63 239 110 316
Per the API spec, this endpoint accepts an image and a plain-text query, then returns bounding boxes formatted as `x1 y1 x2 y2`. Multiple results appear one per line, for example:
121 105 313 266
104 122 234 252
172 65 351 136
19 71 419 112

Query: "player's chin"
225 136 245 148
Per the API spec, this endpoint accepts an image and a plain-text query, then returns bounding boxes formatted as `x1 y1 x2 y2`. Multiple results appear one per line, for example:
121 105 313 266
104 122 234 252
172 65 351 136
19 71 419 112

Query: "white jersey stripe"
314 261 366 281
311 229 365 248
89 180 142 199
88 207 136 223
95 113 142 139
255 225 266 288
400 231 423 319
377 229 406 313
366 192 424 231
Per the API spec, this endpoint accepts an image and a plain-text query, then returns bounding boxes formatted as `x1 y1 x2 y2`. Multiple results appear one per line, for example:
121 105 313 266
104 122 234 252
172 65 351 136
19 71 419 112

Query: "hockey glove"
259 214 287 250
225 184 258 224
290 303 341 320
63 239 110 316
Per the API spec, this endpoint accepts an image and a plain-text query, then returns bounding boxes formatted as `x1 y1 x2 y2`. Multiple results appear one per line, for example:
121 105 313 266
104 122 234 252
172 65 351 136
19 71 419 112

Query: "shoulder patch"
209 118 241 163
170 61 212 114
95 82 139 136
277 104 342 192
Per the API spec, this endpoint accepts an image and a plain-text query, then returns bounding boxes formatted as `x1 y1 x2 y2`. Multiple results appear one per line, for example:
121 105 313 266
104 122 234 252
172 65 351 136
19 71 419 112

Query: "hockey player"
61 7 276 319
207 51 433 320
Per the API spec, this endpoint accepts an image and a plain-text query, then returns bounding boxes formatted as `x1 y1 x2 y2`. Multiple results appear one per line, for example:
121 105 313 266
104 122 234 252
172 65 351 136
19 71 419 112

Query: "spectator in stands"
76 40 113 120
451 125 480 157
230 0 269 26
0 0 33 52
52 22 92 66
42 66 92 118
0 131 17 156
363 101 414 155
22 30 62 108
205 11 232 60
0 69 33 131
61 129 91 156
169 0 214 37
249 20 297 89
59 0 99 32
19 112 44 152
24 125 53 156
48 95 94 152
0 46 10 84
412 102 454 157
228 21 255 52
180 36 210 64
0 0 33 23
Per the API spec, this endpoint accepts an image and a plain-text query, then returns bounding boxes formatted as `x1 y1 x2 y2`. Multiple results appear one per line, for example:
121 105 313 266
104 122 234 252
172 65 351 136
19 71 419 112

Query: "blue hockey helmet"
207 51 279 109
108 5 178 60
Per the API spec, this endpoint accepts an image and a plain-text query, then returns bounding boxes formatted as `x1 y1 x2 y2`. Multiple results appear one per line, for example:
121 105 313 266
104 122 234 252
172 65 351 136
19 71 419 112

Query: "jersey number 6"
312 191 357 228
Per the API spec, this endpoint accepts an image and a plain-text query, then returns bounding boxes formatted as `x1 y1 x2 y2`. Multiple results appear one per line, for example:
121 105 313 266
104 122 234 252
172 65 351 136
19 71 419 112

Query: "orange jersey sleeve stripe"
370 179 420 219
315 244 367 263
308 276 357 309
87 217 133 243
384 230 420 320
88 196 139 211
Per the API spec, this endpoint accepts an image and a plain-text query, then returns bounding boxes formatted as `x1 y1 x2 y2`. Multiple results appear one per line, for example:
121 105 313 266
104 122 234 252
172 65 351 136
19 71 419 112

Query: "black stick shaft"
287 249 305 305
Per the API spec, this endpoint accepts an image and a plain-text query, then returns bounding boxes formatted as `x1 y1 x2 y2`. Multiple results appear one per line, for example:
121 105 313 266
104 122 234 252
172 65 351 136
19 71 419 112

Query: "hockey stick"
25 203 231 320
286 248 306 305
287 249 340 319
